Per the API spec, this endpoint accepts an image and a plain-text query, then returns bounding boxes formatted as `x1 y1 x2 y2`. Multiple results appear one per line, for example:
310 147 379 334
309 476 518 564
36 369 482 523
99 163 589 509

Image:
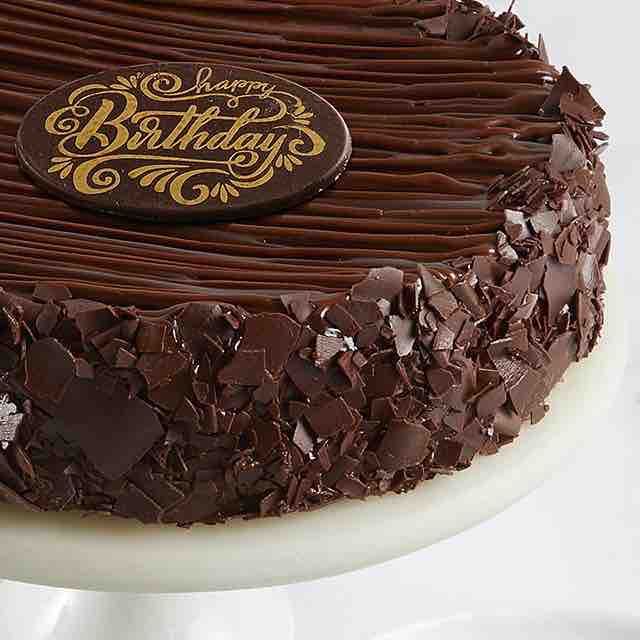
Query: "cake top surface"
0 0 589 311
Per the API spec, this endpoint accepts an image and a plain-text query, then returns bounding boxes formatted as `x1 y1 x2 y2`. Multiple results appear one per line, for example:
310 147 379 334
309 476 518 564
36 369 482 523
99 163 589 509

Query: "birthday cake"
0 0 609 525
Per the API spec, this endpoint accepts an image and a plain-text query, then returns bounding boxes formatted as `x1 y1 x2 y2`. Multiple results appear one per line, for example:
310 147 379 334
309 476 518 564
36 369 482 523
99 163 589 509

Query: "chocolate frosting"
0 0 610 525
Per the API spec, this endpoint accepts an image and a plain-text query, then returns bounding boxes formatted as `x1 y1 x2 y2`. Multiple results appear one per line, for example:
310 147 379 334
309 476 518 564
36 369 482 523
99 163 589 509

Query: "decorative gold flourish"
110 72 143 91
43 66 327 207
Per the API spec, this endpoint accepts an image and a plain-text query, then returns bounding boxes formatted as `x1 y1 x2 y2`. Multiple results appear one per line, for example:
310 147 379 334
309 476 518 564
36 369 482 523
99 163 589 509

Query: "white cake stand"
0 274 627 639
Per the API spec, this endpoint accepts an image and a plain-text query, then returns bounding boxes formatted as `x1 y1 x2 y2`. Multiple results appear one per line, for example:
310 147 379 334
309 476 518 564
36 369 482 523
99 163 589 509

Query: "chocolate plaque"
16 63 352 222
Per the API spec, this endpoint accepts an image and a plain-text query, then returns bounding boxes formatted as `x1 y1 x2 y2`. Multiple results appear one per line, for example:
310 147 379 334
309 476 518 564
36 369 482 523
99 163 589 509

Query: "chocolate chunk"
451 280 485 319
325 304 361 336
33 283 72 303
496 231 519 264
418 265 446 298
433 322 456 351
218 349 266 387
137 352 189 390
429 290 459 319
35 301 60 336
281 293 314 323
376 419 430 472
240 313 300 373
337 351 364 388
136 322 170 353
459 419 489 451
550 134 587 173
504 266 532 306
389 315 415 357
47 378 163 480
114 483 163 524
530 209 560 237
547 332 578 385
174 397 200 428
253 372 279 404
305 397 355 438
115 347 137 369
285 354 326 399
335 475 368 499
75 306 117 340
447 11 481 40
473 255 509 284
538 34 549 63
25 338 75 404
200 404 218 434
75 358 94 379
259 490 281 517
504 209 530 242
540 67 605 124
543 259 577 322
253 419 281 459
415 14 449 37
351 267 403 301
362 356 402 398
578 253 600 292
344 299 381 326
427 368 456 397
162 489 219 525
494 408 522 437
476 383 507 417
356 324 379 349
433 439 463 468
0 479 41 511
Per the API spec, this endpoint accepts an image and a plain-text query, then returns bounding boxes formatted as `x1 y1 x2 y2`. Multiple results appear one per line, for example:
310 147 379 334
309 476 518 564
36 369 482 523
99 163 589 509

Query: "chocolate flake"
550 134 587 173
25 338 75 404
376 419 431 472
389 315 416 357
33 283 72 302
218 349 266 387
305 397 355 438
351 267 404 301
240 313 300 373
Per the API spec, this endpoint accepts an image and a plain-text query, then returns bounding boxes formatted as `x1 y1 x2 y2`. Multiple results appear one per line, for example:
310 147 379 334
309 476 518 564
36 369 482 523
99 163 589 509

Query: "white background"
283 0 640 636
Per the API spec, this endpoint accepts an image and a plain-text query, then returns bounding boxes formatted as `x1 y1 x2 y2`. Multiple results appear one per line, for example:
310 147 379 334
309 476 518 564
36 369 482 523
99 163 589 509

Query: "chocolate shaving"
550 134 587 173
376 419 431 472
389 315 415 357
218 349 266 387
305 397 355 438
351 267 403 301
33 283 72 303
240 313 300 373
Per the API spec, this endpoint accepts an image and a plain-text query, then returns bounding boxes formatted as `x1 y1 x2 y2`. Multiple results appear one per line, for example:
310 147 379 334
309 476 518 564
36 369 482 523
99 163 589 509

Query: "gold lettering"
44 71 328 207
127 115 162 150
204 107 260 151
160 105 200 149
73 95 137 155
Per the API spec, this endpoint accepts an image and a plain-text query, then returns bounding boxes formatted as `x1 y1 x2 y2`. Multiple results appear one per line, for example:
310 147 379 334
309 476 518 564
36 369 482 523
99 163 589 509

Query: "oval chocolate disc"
16 63 351 222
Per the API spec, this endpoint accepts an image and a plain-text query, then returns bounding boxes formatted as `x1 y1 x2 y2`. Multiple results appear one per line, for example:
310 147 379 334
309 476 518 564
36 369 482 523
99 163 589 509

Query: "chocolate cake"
0 0 610 525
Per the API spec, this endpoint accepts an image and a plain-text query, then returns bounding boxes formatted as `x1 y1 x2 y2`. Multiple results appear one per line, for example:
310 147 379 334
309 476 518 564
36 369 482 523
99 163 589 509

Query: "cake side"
0 1 609 525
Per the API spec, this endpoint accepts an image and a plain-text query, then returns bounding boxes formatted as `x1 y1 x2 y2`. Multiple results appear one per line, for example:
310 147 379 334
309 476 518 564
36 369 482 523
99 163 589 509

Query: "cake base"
0 272 626 594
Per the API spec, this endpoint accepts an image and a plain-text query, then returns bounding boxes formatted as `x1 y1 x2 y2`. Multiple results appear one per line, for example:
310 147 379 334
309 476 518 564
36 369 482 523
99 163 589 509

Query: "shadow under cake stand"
0 275 626 639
